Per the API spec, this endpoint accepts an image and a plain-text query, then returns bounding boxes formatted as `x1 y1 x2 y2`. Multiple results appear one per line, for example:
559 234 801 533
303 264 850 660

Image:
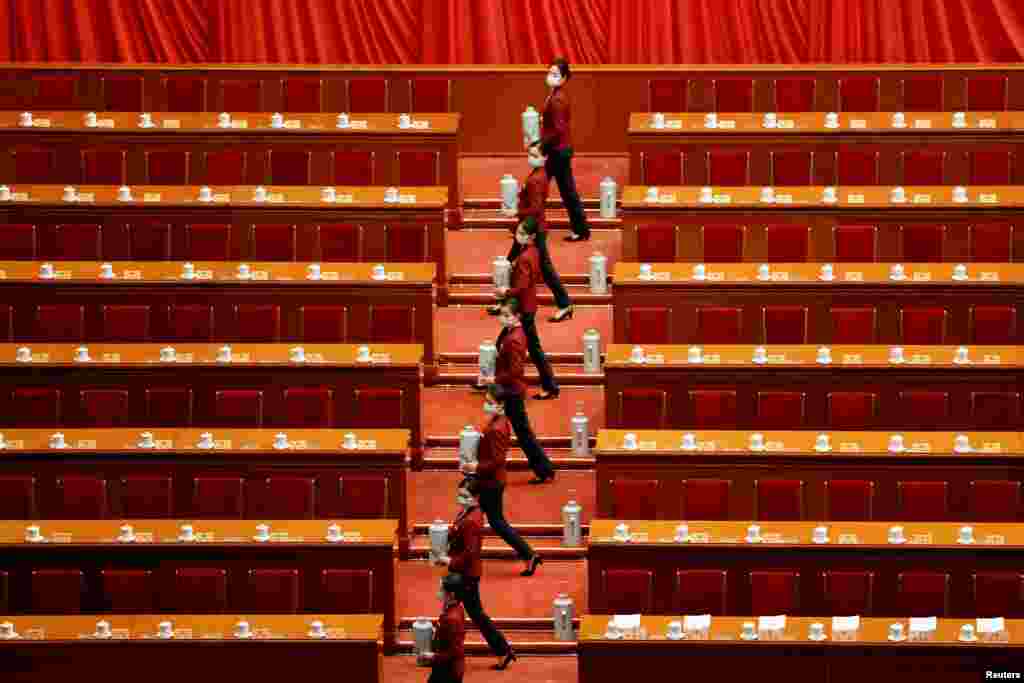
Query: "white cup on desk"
809 622 826 641
646 186 659 202
748 433 766 450
958 525 975 544
309 620 327 638
99 263 114 279
290 346 306 363
651 112 665 129
952 111 967 128
94 620 112 638
888 433 905 452
752 346 768 364
674 524 689 543
198 186 213 202
75 346 91 362
888 526 906 544
234 620 251 638
821 186 838 203
357 345 372 362
336 113 350 128
888 623 905 641
638 263 653 278
954 346 970 364
25 525 42 542
343 432 358 449
622 432 638 450
757 263 771 281
667 620 683 639
118 524 135 543
39 262 55 279
178 524 195 542
16 346 31 363
274 432 290 450
759 186 775 203
952 263 968 281
954 434 972 453
253 186 267 202
306 263 322 280
84 112 98 127
687 346 703 364
703 113 718 129
399 113 412 129
371 264 386 280
630 346 645 363
741 622 757 640
271 112 284 129
614 523 631 541
959 624 976 641
745 525 761 543
889 346 905 364
138 431 155 448
180 263 196 280
699 186 714 203
891 112 907 128
217 112 231 128
254 524 271 542
762 112 777 129
197 432 214 449
158 621 174 639
62 186 78 202
953 186 969 203
160 346 177 362
19 112 33 127
812 526 829 544
117 186 133 202
824 112 839 128
0 621 17 639
681 433 697 450
138 112 153 128
384 187 399 203
0 185 10 201
692 263 706 280
889 263 906 280
326 523 342 543
237 263 251 279
816 346 832 364
815 433 831 452
217 345 232 363
890 186 906 203
321 187 336 203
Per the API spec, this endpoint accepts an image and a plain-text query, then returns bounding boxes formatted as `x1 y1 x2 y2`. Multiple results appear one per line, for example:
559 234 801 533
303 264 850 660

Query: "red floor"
436 305 612 356
384 653 577 682
423 386 604 440
447 228 622 277
461 155 630 203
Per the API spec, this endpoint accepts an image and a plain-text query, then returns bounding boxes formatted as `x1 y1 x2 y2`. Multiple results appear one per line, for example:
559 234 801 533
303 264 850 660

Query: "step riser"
395 641 577 654
431 373 605 387
447 295 612 305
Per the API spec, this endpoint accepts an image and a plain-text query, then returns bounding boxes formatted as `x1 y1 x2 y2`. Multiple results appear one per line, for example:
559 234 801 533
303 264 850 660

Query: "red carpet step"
385 652 578 679
460 154 630 206
446 228 622 282
459 208 621 231
408 535 585 559
445 284 611 307
423 447 594 469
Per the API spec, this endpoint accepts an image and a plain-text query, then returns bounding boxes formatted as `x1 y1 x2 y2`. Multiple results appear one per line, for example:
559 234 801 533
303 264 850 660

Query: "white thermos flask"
600 177 617 218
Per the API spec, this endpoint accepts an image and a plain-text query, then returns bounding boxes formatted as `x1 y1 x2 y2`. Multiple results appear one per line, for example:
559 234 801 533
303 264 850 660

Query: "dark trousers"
504 394 555 479
545 148 590 238
459 576 510 657
479 483 534 561
515 312 558 395
427 667 461 683
507 231 571 310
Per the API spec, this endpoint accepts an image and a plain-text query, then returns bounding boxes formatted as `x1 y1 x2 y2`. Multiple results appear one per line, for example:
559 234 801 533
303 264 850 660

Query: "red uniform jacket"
432 600 466 680
475 414 510 489
494 324 528 397
506 242 540 314
447 506 483 578
515 166 549 233
541 87 571 154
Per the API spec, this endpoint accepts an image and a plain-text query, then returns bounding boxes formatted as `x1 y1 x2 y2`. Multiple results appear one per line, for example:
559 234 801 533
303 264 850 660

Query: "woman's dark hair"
485 383 509 404
501 296 522 317
458 477 482 497
550 57 571 81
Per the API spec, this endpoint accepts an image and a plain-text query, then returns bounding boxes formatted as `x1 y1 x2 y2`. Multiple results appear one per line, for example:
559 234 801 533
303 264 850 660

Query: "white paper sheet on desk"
909 617 936 632
612 615 641 630
758 615 786 631
683 614 711 630
977 617 1005 633
832 616 859 631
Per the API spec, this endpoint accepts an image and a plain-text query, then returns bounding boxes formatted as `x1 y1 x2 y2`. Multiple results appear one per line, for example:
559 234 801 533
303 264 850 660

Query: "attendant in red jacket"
537 57 591 242
425 575 466 683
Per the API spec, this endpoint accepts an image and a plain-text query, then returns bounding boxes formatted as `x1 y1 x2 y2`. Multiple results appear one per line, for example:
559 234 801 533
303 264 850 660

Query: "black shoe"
527 472 555 484
548 306 574 323
564 233 590 242
520 555 543 577
532 390 559 400
493 649 518 671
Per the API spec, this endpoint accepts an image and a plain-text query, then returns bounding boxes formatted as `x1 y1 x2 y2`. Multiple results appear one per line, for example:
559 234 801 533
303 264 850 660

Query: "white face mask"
515 231 530 245
484 402 500 415
546 73 562 89
528 155 545 169
499 312 518 328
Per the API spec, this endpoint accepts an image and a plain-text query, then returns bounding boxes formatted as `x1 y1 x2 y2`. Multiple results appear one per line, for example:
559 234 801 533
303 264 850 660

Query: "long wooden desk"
604 344 1024 431
595 429 1024 521
578 615 1022 683
588 519 1024 619
613 262 1024 345
0 112 461 205
0 185 449 301
620 186 1024 262
0 520 397 649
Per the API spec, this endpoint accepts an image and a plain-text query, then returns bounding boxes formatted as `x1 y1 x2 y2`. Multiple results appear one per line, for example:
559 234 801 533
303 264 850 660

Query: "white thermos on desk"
553 593 576 640
562 500 582 546
500 174 518 215
582 329 601 374
458 425 481 466
571 402 589 456
413 618 434 664
478 341 497 382
600 177 617 218
429 520 449 563
522 106 540 146
590 252 607 294
492 256 511 289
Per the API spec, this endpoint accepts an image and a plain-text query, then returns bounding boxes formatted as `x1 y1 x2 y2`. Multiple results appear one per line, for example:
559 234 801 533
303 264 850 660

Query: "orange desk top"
604 344 1019 367
613 262 1022 284
0 112 460 135
595 430 1021 456
621 185 1018 208
588 520 1021 547
0 261 436 284
0 520 397 545
0 614 382 641
628 111 1024 134
579 615 1019 643
0 185 447 208
0 428 409 454
0 343 424 367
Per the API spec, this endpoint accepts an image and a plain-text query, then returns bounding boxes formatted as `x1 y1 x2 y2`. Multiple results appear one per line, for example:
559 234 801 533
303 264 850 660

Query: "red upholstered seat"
820 570 874 616
145 150 190 185
55 475 108 519
385 224 428 262
33 74 76 108
649 79 687 112
898 390 951 425
319 569 374 613
168 304 215 341
836 150 880 185
324 475 390 518
214 389 264 427
31 569 84 613
601 569 655 613
636 224 677 263
966 75 1008 111
118 474 174 518
749 570 800 615
0 223 38 259
250 223 297 261
174 568 229 613
824 480 875 521
970 480 1021 522
145 387 193 426
33 304 85 341
348 79 388 112
0 304 10 341
234 304 281 342
317 223 361 261
101 305 151 341
765 224 810 261
14 148 57 184
673 570 728 615
282 387 334 427
901 150 946 185
754 479 805 520
250 476 316 519
774 78 815 112
411 78 451 112
970 392 1020 428
101 569 157 613
12 388 61 426
82 149 125 185
770 151 813 186
126 221 173 260
397 151 440 186
896 571 951 616
184 223 231 260
707 150 750 186
899 306 947 344
79 388 131 427
609 479 660 520
689 390 738 428
100 74 143 111
829 306 877 344
283 76 323 112
900 223 946 262
163 75 206 111
52 223 102 260
838 76 879 111
969 223 1014 261
701 224 745 262
299 305 348 342
971 150 1014 185
897 481 950 521
972 572 1024 617
204 150 247 185
268 149 312 185
332 151 375 186
755 391 806 427
368 304 416 343
0 475 36 518
617 389 668 429
971 305 1017 344
624 306 672 345
0 571 7 613
353 388 404 428
220 78 262 111
827 392 878 428
246 569 301 612
682 479 731 519
641 152 684 186
833 224 878 262
713 78 753 112
696 306 742 343
192 476 245 518
901 75 943 111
